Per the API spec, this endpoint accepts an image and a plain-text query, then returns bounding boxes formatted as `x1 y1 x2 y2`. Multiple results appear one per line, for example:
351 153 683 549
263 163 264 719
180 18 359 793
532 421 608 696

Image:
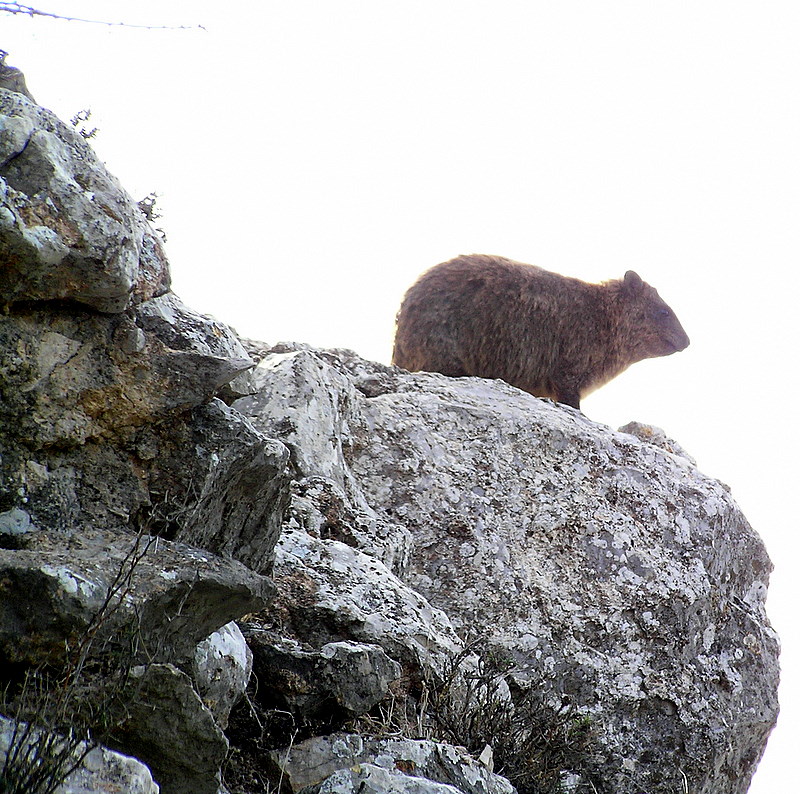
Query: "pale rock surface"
234 347 412 575
618 420 697 464
234 348 365 504
1 89 291 569
272 733 515 794
0 715 159 794
0 527 273 668
0 313 290 564
59 744 160 794
162 399 291 574
135 292 257 399
0 89 169 311
286 475 413 576
193 621 253 730
264 526 463 683
0 54 36 102
239 345 779 794
302 764 465 794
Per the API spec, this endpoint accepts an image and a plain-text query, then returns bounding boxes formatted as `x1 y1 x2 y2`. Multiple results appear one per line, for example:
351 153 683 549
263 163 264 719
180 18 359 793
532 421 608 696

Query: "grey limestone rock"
285 475 413 577
618 420 697 465
0 527 273 668
300 765 467 794
0 62 779 794
245 347 778 794
0 53 36 103
0 83 292 794
0 283 285 554
0 715 160 794
0 312 290 564
0 89 169 312
135 292 257 399
193 621 253 730
111 663 227 794
242 632 400 726
58 743 160 794
263 525 464 685
272 733 515 794
233 348 412 575
0 294 253 451
165 399 291 575
233 349 363 499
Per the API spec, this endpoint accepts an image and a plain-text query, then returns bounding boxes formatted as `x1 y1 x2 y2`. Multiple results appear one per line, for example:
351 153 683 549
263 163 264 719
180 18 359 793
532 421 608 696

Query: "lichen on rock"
235 345 779 794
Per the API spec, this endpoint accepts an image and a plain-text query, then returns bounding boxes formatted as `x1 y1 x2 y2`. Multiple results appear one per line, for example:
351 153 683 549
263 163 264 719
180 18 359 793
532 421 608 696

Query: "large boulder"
235 345 779 794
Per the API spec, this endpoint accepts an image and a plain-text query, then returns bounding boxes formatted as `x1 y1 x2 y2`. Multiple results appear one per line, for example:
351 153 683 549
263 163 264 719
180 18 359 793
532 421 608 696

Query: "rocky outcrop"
0 88 290 570
0 53 36 102
0 84 289 794
0 295 288 566
60 743 160 794
242 633 401 729
0 75 779 794
194 622 253 730
113 663 228 794
234 346 780 794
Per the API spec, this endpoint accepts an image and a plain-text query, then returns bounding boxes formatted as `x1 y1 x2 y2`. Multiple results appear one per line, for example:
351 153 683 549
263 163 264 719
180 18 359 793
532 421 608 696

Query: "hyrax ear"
623 270 644 294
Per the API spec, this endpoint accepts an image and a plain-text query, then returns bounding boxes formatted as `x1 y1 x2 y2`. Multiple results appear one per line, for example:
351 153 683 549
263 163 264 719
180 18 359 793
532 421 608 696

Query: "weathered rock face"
0 84 291 794
0 89 169 312
0 527 272 669
0 73 779 794
243 633 400 729
353 376 777 793
59 742 160 794
0 528 269 794
194 621 253 730
0 87 291 572
0 715 160 794
235 346 780 794
271 733 515 794
112 663 228 794
0 54 36 102
265 526 463 681
236 345 413 575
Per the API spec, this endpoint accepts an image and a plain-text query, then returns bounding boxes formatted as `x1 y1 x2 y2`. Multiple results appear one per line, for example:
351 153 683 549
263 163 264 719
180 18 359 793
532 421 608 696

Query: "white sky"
5 2 799 790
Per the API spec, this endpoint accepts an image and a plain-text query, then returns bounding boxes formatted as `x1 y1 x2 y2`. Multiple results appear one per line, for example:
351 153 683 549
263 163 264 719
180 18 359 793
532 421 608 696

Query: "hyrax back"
392 254 690 409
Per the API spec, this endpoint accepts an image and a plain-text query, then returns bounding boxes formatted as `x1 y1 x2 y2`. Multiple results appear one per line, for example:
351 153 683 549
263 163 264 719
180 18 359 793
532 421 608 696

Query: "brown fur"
392 254 690 409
